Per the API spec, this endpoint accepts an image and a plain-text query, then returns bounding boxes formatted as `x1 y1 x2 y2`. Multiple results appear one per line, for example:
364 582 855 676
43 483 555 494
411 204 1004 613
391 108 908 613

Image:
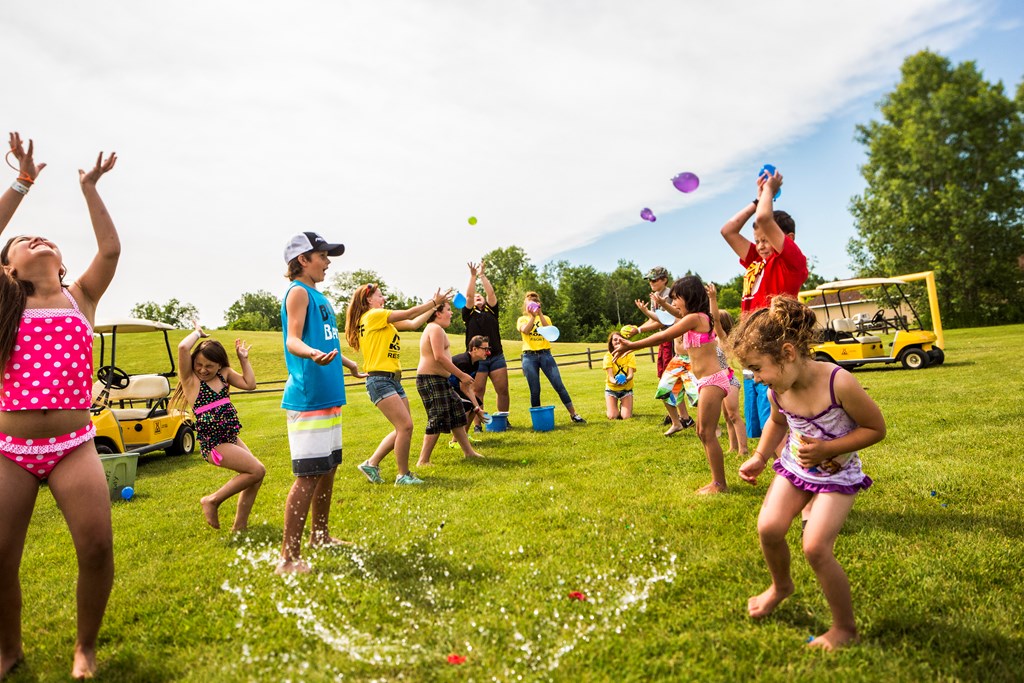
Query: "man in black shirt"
462 261 509 429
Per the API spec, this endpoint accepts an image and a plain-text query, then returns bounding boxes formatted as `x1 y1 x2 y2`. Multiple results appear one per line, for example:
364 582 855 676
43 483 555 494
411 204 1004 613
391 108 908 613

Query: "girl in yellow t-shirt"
603 331 636 419
516 292 585 424
345 283 448 485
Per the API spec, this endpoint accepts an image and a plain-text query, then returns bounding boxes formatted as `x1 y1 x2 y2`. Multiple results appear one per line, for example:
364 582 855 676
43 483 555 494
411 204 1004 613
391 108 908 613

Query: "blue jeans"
521 350 572 408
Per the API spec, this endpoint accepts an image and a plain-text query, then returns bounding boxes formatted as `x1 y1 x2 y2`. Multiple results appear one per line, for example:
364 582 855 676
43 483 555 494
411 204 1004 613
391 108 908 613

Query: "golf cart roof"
801 278 908 298
93 319 177 334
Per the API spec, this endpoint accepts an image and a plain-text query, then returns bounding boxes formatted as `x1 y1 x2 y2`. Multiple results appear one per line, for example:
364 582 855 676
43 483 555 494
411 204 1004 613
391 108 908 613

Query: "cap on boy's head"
283 232 345 263
645 266 669 281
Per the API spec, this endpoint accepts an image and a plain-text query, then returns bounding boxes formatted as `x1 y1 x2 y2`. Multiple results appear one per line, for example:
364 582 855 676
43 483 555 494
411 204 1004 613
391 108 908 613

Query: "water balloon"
671 172 700 193
758 164 782 200
640 208 657 222
468 216 477 225
655 309 676 326
452 292 467 309
615 373 627 385
121 486 135 501
537 325 560 342
527 301 541 314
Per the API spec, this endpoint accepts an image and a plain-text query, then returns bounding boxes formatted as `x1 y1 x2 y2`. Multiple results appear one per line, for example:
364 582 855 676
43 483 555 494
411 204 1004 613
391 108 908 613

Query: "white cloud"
3 0 985 323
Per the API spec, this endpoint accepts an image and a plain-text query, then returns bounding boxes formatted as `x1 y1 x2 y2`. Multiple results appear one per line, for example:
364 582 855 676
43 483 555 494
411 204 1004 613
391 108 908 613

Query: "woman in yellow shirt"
517 292 585 424
346 283 448 485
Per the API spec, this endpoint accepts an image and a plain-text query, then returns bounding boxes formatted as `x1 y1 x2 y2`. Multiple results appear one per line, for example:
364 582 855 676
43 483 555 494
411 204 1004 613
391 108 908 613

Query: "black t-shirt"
449 352 479 403
462 302 503 355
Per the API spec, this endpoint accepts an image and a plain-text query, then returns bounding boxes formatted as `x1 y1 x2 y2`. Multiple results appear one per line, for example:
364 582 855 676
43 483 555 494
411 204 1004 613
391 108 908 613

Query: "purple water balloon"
640 208 657 222
671 172 700 193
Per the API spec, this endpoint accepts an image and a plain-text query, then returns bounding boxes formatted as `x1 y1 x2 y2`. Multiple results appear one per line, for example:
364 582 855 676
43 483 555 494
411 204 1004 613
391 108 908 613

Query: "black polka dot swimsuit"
194 373 242 459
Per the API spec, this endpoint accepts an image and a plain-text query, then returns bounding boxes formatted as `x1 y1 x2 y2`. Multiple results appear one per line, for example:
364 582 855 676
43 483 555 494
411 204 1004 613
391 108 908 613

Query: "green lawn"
9 325 1024 682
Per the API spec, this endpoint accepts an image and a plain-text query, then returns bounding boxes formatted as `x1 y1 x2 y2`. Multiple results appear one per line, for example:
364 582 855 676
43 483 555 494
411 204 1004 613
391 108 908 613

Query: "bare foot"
275 559 311 575
1 651 25 679
309 535 354 548
808 626 860 651
71 644 97 680
464 451 485 459
696 481 727 495
747 582 794 618
416 459 434 467
200 496 220 529
664 424 684 436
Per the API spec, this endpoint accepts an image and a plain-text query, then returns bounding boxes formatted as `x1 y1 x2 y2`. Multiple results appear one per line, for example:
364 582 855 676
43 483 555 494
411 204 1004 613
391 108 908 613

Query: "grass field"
7 325 1024 682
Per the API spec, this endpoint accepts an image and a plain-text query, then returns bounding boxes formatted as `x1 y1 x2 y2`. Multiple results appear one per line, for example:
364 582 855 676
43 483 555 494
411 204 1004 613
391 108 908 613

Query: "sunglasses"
478 346 492 354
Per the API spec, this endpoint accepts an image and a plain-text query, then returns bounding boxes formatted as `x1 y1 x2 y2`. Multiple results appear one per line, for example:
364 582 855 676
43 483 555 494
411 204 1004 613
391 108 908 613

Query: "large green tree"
130 299 199 327
224 290 282 331
849 50 1024 327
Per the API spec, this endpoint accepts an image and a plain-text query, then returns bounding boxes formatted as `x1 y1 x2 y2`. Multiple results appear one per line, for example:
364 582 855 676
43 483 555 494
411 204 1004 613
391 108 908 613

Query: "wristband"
754 451 769 464
17 172 34 186
752 198 759 207
10 181 30 195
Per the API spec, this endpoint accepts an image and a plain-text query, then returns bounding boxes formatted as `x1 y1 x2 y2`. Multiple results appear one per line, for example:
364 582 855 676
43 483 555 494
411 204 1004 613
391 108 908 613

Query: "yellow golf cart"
799 271 945 370
90 319 196 456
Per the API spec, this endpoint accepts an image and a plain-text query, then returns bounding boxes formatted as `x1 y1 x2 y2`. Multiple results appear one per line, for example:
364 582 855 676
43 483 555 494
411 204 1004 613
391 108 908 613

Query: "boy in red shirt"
720 170 808 437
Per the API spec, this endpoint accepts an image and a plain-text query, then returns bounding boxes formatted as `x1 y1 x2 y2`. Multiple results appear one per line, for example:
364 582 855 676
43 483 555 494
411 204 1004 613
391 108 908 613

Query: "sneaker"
473 424 483 433
395 472 425 486
571 414 587 424
663 416 672 426
680 417 695 429
358 461 384 484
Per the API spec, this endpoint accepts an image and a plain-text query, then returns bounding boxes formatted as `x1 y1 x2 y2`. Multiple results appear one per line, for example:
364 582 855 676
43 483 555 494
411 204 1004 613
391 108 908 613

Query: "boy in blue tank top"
277 232 366 574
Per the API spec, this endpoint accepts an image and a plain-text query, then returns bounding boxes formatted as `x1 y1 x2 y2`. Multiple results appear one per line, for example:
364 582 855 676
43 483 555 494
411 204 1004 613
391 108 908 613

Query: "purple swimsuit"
770 366 873 495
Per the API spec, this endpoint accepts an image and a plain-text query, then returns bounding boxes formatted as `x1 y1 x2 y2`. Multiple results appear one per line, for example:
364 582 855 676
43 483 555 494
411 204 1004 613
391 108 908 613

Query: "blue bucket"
486 412 509 432
530 405 555 432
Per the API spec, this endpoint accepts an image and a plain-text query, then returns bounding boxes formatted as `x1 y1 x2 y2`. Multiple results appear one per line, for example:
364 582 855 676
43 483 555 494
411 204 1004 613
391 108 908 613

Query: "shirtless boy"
415 301 485 466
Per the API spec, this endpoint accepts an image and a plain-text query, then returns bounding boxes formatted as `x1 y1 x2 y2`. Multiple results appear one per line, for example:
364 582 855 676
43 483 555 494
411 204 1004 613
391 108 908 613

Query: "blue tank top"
280 281 347 410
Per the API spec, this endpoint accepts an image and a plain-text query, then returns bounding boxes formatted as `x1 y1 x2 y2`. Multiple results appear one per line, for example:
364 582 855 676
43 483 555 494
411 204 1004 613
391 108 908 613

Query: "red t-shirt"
739 238 808 314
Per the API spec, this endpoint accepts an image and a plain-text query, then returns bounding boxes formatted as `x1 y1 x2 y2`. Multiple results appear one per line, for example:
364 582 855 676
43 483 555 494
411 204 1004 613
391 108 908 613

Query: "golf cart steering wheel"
96 365 131 390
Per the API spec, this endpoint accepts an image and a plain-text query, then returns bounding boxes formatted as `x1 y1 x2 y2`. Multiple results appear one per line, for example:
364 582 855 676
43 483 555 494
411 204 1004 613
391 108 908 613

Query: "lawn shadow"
135 452 200 474
848 508 1024 540
868 613 1024 682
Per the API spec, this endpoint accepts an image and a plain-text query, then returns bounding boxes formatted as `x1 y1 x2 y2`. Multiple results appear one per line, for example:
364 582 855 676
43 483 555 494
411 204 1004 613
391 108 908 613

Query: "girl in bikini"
0 133 117 679
728 295 885 651
171 321 265 532
614 275 731 494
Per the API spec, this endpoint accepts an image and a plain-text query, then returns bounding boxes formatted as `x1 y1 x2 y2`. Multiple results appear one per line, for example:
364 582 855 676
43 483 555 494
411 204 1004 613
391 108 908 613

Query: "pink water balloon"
640 208 657 222
671 172 700 193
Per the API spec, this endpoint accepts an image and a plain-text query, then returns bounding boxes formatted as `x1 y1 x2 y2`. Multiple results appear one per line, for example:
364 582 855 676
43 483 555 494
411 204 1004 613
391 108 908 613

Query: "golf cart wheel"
168 425 196 456
814 352 835 364
899 348 930 370
929 348 945 366
95 443 115 455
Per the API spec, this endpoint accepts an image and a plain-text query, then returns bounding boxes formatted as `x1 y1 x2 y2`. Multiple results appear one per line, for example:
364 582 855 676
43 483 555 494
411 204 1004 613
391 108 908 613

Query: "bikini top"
1 288 94 411
193 373 237 419
682 313 717 351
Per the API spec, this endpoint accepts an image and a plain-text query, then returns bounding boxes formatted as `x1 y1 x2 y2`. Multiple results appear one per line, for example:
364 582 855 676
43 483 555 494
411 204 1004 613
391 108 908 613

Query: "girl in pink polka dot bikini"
0 132 119 680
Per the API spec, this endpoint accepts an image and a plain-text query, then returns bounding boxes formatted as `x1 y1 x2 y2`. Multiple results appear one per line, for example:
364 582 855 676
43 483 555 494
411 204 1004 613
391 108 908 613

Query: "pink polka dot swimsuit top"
1 288 94 411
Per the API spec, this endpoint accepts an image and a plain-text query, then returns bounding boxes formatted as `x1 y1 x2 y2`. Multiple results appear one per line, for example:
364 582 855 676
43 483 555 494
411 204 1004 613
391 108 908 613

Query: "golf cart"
799 271 945 370
90 319 196 456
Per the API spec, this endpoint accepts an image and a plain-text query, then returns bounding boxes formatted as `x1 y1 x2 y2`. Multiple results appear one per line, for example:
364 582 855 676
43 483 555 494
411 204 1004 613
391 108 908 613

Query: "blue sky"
5 1 1023 324
550 1 1024 285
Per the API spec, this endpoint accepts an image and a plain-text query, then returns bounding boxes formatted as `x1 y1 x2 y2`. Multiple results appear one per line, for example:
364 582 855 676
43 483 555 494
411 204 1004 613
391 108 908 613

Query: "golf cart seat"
92 374 171 420
828 318 858 342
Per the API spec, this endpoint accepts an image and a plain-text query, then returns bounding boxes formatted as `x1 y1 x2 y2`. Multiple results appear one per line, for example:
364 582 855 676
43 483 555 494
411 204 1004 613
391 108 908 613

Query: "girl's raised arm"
177 320 206 387
226 339 257 391
74 151 120 315
1 133 46 235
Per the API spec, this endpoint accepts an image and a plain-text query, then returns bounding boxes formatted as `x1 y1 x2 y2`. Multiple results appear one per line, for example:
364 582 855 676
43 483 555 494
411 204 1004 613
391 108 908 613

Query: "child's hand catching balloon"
739 454 767 484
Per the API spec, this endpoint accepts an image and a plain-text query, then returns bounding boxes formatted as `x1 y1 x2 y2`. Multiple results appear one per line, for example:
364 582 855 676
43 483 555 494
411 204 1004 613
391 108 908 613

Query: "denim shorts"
604 388 633 399
366 375 407 405
477 352 508 373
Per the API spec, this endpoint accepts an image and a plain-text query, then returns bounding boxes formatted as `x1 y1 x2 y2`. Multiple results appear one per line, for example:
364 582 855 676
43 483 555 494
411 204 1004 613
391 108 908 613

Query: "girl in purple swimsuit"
171 321 265 532
729 295 886 652
0 133 118 680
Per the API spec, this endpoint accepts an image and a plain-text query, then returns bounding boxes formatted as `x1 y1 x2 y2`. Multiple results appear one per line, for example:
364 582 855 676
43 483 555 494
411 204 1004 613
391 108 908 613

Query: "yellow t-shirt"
603 351 636 391
359 308 401 373
517 314 552 351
